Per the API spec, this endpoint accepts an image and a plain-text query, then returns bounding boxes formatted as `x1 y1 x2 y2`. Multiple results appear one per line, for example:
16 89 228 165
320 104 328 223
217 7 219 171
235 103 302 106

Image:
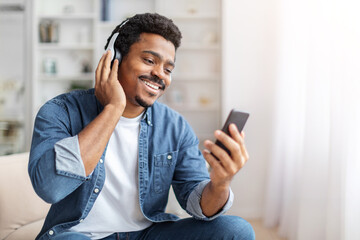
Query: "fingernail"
215 130 221 136
203 149 210 154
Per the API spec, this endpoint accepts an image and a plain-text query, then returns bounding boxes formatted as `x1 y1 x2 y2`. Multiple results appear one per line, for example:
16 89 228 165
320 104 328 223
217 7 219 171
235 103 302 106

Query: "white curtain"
263 0 360 239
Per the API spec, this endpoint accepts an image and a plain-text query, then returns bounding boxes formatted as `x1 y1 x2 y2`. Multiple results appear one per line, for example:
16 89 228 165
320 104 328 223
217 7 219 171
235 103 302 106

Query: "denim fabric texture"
52 216 255 240
29 89 233 240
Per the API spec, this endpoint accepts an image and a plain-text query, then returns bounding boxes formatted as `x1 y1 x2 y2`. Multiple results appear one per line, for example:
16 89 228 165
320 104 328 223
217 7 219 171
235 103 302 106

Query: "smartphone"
213 109 249 157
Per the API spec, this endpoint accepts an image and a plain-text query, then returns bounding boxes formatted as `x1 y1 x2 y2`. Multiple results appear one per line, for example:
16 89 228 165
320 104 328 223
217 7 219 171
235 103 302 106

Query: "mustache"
139 75 166 90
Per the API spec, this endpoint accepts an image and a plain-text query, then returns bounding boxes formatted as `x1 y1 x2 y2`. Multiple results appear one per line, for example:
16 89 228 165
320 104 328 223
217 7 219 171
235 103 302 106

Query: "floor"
247 219 287 240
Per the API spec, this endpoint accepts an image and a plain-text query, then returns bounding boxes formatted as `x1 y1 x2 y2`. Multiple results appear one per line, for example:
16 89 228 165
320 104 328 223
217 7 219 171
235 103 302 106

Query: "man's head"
105 13 182 60
104 13 182 111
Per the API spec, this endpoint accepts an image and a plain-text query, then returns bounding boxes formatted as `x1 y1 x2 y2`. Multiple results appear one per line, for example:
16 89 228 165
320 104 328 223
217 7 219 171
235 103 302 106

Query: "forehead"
129 33 176 61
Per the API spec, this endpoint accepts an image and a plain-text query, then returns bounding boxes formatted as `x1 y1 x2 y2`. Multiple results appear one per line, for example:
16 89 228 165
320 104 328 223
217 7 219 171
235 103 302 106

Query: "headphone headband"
105 19 129 67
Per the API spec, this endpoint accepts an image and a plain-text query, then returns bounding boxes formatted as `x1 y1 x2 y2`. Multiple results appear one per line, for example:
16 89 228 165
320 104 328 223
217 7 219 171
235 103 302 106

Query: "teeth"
144 80 159 90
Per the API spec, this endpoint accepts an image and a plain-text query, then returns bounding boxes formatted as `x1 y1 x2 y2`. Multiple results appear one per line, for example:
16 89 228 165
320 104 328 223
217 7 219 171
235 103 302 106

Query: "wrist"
208 181 230 194
103 104 124 119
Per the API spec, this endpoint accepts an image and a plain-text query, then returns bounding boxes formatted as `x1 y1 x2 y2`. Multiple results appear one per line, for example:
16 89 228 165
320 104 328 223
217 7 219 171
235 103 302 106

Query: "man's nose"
151 65 167 82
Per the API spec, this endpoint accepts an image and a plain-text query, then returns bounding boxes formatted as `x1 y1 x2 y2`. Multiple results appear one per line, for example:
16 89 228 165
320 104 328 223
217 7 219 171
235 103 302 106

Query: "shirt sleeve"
54 135 86 178
186 179 234 220
29 100 90 204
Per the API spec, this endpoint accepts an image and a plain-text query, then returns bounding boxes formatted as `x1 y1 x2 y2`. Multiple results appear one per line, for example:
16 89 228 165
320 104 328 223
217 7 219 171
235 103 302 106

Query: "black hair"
104 13 182 59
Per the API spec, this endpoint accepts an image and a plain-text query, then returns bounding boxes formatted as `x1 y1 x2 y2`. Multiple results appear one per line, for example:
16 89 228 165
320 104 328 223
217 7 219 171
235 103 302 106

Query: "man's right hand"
95 50 126 111
78 51 126 176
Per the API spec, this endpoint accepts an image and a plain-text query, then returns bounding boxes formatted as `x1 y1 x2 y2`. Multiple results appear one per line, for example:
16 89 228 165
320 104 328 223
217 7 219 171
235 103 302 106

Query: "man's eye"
165 68 172 74
144 58 154 64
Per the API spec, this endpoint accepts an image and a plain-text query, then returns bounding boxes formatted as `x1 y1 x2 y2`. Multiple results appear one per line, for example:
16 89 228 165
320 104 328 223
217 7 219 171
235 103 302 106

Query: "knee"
214 215 255 240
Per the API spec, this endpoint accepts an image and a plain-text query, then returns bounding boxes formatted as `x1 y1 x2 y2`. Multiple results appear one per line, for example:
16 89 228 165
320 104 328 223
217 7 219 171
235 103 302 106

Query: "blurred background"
0 0 359 239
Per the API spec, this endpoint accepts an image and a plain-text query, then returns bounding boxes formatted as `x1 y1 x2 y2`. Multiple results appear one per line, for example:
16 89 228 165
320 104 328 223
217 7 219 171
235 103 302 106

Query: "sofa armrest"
0 152 50 240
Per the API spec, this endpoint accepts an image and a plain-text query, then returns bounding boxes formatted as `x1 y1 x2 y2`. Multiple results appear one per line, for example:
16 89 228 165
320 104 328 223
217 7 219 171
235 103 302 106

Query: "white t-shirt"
69 113 152 239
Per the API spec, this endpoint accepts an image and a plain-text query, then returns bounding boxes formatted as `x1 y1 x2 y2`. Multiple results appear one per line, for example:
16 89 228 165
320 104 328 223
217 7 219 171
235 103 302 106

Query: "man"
29 13 255 240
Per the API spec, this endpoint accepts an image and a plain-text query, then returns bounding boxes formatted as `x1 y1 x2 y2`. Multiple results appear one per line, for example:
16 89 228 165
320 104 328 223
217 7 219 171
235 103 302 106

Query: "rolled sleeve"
54 135 86 178
186 179 234 221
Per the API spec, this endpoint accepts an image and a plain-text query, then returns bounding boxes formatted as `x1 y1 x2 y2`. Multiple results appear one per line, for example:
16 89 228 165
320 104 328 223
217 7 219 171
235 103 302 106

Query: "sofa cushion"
5 219 45 240
0 153 50 240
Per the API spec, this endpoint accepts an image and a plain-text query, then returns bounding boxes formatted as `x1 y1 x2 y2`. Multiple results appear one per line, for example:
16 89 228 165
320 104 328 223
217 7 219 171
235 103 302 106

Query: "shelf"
39 74 93 82
97 14 219 28
0 116 24 125
38 43 95 50
38 13 96 20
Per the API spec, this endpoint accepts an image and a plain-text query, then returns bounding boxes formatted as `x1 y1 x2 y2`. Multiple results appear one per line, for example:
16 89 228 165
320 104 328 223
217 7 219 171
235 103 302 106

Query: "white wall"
222 0 278 219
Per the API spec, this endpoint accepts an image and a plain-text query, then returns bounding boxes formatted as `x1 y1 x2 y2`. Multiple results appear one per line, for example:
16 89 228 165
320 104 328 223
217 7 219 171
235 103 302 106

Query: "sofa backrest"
0 152 50 239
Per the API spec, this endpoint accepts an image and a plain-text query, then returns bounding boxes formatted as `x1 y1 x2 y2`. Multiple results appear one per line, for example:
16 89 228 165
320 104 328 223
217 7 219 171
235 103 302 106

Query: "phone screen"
214 109 249 157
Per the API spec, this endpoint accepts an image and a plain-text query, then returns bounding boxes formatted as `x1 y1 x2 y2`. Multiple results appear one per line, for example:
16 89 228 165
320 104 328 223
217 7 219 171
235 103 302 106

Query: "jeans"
52 216 255 240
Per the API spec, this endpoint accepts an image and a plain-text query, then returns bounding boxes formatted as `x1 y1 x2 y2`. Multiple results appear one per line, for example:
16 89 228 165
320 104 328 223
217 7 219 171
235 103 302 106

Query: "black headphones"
105 20 129 67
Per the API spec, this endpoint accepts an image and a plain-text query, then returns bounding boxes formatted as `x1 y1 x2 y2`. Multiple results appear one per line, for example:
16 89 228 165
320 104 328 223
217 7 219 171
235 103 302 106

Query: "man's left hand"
203 123 249 190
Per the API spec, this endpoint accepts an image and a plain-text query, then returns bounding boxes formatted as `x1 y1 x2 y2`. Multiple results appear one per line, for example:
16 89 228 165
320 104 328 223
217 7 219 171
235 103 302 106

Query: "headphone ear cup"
114 49 122 63
110 48 121 68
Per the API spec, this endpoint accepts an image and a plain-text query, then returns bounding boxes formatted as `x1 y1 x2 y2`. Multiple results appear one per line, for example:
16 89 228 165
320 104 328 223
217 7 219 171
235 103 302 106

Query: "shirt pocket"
153 151 178 194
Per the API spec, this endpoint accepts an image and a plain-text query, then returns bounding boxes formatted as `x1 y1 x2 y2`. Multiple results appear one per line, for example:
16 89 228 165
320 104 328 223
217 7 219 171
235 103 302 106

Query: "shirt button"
167 155 172 160
148 121 151 125
99 159 103 163
94 188 99 193
49 230 54 235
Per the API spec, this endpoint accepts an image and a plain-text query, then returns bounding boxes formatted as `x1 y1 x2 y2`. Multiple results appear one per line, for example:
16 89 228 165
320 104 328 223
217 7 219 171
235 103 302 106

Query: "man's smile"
138 76 165 94
142 79 160 90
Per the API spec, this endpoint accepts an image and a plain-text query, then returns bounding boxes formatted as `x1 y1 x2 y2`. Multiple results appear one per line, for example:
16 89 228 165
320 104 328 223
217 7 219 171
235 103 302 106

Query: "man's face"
118 32 176 109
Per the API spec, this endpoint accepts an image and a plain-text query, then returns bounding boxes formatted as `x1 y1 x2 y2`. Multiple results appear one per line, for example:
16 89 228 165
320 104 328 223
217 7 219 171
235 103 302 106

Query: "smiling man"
29 13 255 240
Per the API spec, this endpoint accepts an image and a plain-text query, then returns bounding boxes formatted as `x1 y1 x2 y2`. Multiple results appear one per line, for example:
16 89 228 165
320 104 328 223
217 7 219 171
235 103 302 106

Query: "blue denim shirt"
29 89 233 240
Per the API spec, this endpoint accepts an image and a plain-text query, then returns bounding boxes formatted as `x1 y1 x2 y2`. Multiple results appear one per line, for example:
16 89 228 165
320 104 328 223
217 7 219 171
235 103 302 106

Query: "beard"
135 95 154 108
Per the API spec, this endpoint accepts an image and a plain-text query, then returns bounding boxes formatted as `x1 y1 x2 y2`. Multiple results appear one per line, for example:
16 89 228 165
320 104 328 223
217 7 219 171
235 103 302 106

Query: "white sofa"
0 152 50 240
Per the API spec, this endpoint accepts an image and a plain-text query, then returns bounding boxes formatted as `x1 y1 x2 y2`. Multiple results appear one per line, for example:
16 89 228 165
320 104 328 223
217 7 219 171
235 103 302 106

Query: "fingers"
95 52 108 88
101 51 112 83
204 138 237 175
203 149 222 170
96 51 118 88
229 124 249 163
230 124 249 161
109 59 119 83
204 124 249 174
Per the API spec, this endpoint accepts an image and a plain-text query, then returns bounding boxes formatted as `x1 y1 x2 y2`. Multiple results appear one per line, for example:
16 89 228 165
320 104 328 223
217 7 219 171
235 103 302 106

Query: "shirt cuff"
186 179 234 221
54 135 87 179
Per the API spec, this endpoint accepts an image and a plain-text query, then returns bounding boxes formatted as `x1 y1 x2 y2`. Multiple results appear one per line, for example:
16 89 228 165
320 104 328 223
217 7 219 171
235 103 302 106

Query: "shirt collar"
92 88 153 126
143 106 153 126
